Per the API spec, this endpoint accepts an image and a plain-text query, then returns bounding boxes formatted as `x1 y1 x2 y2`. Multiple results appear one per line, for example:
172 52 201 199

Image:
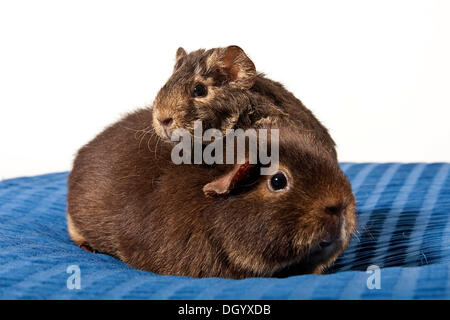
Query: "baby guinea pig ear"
176 47 187 61
203 161 253 197
174 47 187 70
212 45 257 90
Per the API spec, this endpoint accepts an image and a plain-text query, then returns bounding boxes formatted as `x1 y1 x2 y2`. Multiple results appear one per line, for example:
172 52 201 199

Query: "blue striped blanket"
0 163 449 299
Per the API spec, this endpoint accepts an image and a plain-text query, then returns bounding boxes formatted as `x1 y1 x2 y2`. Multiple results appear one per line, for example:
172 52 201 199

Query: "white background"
1 0 449 179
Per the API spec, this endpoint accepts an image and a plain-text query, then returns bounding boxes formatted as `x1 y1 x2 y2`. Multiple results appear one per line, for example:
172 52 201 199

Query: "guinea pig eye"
268 171 289 192
192 83 207 97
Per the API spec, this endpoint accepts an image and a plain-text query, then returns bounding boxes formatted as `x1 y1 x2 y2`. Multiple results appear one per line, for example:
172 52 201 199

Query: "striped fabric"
0 163 449 299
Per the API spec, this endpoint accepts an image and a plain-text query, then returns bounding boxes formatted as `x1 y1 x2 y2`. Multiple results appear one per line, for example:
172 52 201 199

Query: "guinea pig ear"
176 47 187 61
214 46 256 90
174 47 187 70
203 161 253 197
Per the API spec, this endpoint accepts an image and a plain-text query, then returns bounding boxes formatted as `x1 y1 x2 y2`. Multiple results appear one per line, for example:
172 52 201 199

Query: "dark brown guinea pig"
67 109 356 279
152 45 337 159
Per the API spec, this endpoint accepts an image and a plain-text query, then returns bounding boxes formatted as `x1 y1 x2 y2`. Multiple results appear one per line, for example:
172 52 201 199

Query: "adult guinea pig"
67 108 356 279
152 45 337 159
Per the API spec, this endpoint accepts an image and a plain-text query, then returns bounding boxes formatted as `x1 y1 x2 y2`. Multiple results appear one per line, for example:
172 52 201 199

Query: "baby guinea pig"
67 108 356 278
152 45 337 159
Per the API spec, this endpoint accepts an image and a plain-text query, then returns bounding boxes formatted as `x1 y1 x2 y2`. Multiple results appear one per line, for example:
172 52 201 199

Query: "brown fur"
67 109 356 279
152 45 337 159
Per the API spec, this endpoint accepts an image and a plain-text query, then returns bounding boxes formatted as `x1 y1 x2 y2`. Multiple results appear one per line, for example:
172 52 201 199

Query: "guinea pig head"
202 130 357 276
152 46 257 140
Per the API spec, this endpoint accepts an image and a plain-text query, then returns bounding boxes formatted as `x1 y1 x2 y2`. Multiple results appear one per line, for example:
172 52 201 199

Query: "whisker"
138 129 152 150
360 224 375 240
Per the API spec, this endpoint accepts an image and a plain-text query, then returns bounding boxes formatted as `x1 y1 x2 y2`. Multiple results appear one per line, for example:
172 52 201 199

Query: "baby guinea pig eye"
192 83 207 98
267 171 290 193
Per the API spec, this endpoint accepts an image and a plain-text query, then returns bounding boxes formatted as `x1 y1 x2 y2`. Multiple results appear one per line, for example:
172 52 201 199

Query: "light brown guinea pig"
67 108 356 279
152 45 337 159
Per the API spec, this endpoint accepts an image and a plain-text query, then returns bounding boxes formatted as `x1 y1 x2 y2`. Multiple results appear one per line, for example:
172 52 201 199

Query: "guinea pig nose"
324 204 346 216
158 117 173 127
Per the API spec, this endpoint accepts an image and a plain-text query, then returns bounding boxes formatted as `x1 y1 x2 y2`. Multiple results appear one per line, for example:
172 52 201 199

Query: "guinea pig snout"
154 114 175 139
319 218 345 248
309 237 339 257
324 203 346 216
158 117 174 128
315 202 352 249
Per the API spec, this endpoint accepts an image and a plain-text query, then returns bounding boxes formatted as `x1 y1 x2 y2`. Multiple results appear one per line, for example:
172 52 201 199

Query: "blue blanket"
0 163 449 299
